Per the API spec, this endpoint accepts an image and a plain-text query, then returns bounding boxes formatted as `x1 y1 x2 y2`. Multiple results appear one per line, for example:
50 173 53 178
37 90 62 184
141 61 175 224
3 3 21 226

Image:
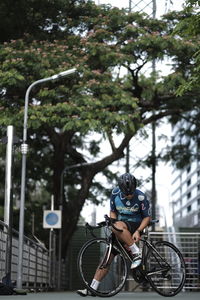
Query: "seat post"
142 227 149 240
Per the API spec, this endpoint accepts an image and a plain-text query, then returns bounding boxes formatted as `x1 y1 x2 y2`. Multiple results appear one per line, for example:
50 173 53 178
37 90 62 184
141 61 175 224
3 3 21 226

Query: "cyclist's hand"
132 230 140 242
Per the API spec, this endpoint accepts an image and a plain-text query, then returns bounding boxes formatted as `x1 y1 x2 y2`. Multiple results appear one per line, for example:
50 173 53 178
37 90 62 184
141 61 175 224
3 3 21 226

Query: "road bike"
77 215 186 297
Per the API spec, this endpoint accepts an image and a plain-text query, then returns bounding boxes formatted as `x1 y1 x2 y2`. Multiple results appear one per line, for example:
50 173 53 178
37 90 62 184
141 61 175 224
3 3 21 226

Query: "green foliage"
0 0 101 42
0 36 140 135
0 1 200 251
172 1 200 96
176 49 200 95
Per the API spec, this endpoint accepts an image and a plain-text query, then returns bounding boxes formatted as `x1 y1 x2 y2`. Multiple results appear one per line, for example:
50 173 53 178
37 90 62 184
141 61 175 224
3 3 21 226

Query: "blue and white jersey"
110 187 151 223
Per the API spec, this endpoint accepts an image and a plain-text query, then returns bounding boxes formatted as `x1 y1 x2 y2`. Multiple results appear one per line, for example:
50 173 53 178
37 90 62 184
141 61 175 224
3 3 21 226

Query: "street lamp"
17 68 77 289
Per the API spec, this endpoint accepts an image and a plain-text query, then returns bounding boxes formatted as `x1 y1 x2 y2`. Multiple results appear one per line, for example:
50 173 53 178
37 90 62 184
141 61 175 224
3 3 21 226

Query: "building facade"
171 120 200 229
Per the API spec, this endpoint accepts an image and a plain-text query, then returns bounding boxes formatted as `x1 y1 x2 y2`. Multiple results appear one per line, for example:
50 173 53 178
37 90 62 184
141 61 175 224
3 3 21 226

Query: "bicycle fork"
98 240 113 269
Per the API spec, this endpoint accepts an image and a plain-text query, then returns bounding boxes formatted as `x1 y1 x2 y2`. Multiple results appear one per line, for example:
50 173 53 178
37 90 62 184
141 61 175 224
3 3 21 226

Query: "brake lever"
104 214 123 232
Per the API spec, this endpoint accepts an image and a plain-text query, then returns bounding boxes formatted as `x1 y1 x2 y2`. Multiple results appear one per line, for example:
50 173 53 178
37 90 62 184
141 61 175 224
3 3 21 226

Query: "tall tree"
0 1 199 255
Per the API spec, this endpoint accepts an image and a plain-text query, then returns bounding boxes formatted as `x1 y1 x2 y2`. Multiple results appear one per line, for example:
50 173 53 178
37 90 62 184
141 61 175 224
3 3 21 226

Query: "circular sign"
43 210 61 228
45 212 59 226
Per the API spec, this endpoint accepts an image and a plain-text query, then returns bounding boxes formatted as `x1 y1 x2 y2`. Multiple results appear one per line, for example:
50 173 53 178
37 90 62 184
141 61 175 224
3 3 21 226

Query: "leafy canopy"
0 1 200 248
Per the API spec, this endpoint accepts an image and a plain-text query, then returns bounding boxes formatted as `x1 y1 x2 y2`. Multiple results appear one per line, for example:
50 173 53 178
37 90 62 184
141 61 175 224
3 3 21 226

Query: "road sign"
43 210 62 228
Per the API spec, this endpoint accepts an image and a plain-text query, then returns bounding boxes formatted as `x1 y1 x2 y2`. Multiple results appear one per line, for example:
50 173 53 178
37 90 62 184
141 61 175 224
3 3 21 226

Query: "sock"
90 279 100 290
129 243 140 255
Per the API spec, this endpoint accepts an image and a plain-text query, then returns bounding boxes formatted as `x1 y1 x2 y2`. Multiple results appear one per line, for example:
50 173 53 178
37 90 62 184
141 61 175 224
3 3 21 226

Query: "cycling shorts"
122 221 141 234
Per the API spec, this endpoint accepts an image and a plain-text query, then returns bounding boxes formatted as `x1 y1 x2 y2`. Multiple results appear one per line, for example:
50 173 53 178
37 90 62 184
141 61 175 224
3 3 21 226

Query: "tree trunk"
56 134 134 257
61 168 93 256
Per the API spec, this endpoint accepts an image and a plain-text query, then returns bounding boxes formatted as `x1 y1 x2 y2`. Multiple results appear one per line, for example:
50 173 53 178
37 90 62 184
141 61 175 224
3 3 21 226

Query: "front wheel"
77 238 128 297
145 241 186 297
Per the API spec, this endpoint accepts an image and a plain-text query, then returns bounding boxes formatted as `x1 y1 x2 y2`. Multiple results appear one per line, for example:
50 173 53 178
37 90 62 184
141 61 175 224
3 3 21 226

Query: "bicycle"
77 215 186 297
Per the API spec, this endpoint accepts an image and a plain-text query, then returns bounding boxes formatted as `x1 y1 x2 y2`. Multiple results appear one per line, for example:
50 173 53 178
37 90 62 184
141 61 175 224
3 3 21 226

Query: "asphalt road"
0 291 199 300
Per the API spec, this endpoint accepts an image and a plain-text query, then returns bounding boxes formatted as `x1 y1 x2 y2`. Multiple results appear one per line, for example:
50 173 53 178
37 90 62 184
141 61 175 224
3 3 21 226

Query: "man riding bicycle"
77 172 151 297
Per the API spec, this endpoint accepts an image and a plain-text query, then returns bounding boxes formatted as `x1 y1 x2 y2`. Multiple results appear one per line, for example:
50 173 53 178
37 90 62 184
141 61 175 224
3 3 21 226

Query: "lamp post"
17 68 77 289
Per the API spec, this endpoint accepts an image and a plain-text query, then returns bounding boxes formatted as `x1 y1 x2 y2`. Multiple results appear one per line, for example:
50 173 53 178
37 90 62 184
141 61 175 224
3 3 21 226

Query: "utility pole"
3 126 14 285
126 144 130 173
125 0 132 174
151 0 157 231
129 0 173 230
126 0 156 174
128 0 157 229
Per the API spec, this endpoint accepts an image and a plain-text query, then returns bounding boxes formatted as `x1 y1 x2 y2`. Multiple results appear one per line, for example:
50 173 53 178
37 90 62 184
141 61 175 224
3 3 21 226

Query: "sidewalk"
0 291 199 300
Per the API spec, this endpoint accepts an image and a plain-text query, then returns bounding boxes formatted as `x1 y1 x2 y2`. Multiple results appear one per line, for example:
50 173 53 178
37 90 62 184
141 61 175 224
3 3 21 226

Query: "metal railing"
0 220 50 290
149 231 200 290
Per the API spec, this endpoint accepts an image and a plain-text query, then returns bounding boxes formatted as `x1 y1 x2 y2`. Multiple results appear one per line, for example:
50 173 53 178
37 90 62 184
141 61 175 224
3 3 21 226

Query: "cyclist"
77 172 151 297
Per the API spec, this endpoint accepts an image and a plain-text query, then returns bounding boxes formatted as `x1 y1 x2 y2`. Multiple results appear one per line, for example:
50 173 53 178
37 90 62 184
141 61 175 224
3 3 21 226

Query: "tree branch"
143 108 183 124
106 132 116 152
79 133 133 176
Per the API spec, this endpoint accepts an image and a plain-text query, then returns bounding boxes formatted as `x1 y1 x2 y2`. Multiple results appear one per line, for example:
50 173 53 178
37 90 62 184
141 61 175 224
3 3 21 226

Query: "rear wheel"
145 241 186 297
77 238 128 297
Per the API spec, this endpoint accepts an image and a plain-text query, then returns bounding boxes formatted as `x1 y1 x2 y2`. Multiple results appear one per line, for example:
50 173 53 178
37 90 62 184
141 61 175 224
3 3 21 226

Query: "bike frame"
140 238 171 276
98 230 171 278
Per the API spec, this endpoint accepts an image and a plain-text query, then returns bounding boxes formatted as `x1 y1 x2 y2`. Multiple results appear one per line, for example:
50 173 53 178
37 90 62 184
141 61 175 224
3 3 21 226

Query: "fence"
149 231 200 290
1 221 199 291
0 220 49 290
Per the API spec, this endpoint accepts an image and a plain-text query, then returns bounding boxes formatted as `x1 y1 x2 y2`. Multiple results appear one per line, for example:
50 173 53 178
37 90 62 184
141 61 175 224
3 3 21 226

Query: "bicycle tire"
145 240 186 297
77 238 128 297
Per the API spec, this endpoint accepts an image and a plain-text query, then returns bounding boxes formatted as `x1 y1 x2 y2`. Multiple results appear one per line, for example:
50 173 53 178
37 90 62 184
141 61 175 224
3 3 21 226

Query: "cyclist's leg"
91 253 115 289
112 221 141 253
111 221 134 247
77 250 115 297
112 221 142 268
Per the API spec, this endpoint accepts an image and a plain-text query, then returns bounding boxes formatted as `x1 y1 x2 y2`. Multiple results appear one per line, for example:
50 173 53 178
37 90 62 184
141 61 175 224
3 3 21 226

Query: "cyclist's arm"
110 189 118 220
132 216 150 242
139 196 151 232
136 216 151 232
110 211 117 219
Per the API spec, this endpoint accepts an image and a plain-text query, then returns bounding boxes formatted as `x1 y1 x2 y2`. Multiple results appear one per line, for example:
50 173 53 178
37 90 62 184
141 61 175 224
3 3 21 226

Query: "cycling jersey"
110 187 151 223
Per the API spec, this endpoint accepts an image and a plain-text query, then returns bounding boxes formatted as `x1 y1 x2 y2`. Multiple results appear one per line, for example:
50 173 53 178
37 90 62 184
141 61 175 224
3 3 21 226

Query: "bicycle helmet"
118 173 137 195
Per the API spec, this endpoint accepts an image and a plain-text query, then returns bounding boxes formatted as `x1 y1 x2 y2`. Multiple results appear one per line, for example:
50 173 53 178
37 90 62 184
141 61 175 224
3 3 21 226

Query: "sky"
81 0 186 228
96 0 185 16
